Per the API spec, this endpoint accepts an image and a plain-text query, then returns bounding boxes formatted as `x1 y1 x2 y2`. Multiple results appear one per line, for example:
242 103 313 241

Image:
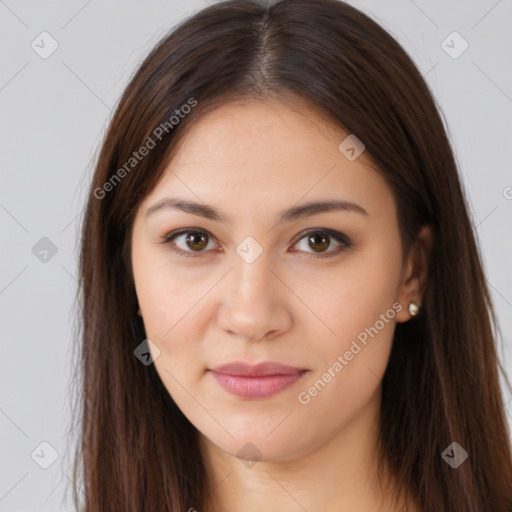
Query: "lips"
209 361 308 399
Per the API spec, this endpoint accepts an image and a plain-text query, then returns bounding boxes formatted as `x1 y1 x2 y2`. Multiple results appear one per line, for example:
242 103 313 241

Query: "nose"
216 253 292 342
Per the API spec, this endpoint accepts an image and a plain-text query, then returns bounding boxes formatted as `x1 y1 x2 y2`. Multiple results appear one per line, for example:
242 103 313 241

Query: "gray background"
0 0 511 510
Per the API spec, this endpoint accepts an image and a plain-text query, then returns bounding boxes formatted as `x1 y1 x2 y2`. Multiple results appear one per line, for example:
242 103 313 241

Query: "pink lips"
209 361 308 399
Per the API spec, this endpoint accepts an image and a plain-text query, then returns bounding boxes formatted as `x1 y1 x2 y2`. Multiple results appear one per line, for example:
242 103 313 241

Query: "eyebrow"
145 197 369 224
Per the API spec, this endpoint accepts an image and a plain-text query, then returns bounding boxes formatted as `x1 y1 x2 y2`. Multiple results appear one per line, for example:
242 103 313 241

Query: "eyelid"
161 227 352 259
162 228 220 258
291 228 351 256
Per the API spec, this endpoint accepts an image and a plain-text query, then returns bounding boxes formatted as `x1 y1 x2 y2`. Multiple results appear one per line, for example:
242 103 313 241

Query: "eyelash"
160 228 352 259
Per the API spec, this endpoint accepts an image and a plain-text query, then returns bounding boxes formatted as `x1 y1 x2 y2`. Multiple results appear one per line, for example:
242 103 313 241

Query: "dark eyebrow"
145 197 369 224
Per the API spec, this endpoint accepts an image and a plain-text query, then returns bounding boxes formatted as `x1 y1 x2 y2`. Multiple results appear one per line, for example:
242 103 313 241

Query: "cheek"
133 267 207 403
132 243 210 340
136 280 210 386
304 248 401 353
300 243 401 399
131 248 221 403
296 290 397 439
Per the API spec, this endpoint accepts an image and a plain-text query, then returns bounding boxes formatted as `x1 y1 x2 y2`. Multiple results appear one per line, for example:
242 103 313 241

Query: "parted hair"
69 1 512 510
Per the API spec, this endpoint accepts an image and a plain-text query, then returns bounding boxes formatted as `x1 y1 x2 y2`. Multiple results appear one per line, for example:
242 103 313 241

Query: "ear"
396 224 433 323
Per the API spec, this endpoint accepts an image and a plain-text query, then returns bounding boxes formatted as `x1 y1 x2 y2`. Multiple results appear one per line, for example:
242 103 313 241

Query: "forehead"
142 99 394 222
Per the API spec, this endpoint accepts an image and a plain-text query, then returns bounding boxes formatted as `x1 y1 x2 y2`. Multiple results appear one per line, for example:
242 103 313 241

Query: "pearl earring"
408 301 419 316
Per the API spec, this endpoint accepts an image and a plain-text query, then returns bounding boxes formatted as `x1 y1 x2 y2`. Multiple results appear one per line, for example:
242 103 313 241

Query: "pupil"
310 233 329 252
187 233 207 250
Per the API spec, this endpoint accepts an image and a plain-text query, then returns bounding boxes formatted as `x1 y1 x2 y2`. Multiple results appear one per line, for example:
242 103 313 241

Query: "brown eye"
162 228 351 260
185 232 209 251
308 233 330 252
163 229 216 257
293 229 351 258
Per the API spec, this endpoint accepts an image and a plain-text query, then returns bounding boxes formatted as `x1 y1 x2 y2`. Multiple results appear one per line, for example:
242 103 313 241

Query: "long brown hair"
69 0 512 510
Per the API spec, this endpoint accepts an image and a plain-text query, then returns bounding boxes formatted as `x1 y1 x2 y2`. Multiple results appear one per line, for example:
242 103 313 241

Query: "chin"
203 423 314 464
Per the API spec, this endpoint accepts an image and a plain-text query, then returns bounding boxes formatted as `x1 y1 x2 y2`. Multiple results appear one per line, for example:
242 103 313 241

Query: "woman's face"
131 98 422 462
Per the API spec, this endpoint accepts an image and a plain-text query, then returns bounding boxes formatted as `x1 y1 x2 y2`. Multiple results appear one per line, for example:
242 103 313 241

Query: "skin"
130 97 431 512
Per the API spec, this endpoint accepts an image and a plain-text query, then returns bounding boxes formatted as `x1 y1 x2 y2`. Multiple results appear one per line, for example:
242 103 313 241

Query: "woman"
70 0 512 510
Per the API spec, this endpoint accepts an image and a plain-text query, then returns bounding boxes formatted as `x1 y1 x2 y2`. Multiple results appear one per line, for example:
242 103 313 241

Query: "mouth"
208 361 309 399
